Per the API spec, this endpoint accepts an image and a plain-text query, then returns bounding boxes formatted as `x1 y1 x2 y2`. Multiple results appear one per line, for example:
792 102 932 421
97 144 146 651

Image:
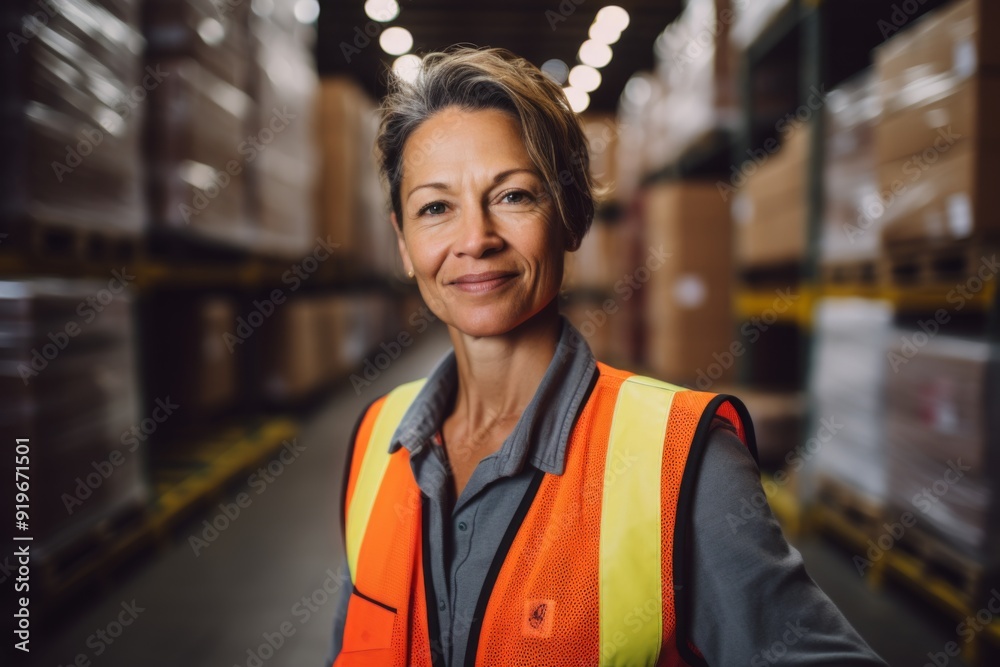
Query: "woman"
327 47 886 667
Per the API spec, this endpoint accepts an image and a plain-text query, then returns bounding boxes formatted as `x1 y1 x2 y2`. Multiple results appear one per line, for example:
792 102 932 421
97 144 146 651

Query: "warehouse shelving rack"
729 1 1000 662
0 229 417 618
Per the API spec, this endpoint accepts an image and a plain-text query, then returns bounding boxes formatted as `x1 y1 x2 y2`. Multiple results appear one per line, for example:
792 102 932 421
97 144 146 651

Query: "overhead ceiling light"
589 21 622 45
293 0 320 24
595 5 630 32
541 58 569 85
568 65 601 92
579 40 613 68
564 86 590 113
379 26 413 55
364 0 399 22
393 54 422 83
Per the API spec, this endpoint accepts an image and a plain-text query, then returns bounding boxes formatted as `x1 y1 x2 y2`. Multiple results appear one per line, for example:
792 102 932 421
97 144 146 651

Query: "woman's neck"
446 299 562 433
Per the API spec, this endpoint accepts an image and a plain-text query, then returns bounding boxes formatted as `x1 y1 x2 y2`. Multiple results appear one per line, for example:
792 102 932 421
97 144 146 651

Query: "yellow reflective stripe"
599 375 684 666
346 378 427 582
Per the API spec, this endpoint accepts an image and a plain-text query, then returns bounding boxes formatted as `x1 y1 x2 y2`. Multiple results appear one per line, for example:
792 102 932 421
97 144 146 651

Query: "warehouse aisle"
33 321 455 667
33 317 959 667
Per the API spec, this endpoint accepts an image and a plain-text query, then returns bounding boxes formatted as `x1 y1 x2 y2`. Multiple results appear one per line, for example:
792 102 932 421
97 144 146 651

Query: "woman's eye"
501 190 532 205
418 202 447 216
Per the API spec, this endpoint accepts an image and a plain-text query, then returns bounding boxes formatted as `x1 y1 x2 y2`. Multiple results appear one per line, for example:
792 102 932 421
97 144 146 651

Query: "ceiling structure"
316 0 685 112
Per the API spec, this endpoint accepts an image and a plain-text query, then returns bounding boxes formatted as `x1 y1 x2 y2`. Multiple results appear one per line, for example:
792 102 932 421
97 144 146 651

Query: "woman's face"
394 106 568 338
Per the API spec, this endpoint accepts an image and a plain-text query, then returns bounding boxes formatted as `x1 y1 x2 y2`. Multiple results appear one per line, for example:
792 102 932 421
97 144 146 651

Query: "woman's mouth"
450 272 518 293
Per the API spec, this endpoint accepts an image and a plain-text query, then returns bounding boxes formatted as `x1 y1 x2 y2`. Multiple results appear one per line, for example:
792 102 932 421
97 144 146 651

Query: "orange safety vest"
334 361 757 667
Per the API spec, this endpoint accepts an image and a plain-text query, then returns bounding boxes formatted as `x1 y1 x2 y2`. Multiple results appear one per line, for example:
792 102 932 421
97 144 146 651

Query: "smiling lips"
449 271 518 293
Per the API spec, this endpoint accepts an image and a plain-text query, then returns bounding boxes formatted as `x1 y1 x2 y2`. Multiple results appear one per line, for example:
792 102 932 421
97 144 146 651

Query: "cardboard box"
875 76 1000 165
874 0 1000 117
735 124 809 267
878 140 1000 245
259 299 326 401
642 182 734 385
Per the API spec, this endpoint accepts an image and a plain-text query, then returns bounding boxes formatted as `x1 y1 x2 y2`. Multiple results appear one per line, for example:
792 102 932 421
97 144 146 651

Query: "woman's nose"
454 205 504 257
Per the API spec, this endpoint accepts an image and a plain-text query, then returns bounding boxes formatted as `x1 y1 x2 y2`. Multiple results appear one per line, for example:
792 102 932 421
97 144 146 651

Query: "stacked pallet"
0 0 146 249
0 279 147 577
874 0 1000 283
884 332 999 599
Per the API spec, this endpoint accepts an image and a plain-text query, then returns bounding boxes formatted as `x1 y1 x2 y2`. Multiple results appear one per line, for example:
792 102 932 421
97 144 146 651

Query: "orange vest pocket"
334 587 397 665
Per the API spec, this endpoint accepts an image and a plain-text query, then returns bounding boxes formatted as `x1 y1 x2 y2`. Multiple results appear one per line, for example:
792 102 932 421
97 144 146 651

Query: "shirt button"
438 598 446 611
458 521 468 532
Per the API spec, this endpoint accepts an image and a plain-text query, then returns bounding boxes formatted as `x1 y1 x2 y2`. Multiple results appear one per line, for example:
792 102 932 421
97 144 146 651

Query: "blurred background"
1 0 998 665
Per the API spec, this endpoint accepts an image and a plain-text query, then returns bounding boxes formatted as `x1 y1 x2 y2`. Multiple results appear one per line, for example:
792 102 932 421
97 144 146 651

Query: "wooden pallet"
819 258 879 286
885 510 987 601
881 240 1000 287
809 476 885 552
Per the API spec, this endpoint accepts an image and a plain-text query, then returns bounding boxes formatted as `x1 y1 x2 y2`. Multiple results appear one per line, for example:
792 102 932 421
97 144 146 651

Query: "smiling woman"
326 46 887 667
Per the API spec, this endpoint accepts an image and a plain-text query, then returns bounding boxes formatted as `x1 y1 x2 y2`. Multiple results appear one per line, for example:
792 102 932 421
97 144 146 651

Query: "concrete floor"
31 320 969 667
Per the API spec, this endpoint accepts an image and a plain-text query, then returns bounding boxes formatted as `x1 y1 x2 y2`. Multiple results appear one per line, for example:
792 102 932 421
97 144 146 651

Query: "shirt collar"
387 314 598 476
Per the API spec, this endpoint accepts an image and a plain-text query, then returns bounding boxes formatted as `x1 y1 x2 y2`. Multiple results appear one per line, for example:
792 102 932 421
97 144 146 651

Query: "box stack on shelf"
315 77 399 280
820 70 882 284
247 0 320 258
144 0 256 249
141 294 239 431
885 333 999 595
641 182 733 387
0 0 146 245
258 292 399 404
0 280 147 571
874 0 1000 281
733 122 810 272
561 112 636 364
649 0 737 167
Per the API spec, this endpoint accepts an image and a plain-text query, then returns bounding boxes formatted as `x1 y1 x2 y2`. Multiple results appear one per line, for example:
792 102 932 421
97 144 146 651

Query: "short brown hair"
375 46 595 250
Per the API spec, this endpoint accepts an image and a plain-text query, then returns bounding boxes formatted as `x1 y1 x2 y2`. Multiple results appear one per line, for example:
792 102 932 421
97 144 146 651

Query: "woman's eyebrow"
406 182 450 203
407 168 540 203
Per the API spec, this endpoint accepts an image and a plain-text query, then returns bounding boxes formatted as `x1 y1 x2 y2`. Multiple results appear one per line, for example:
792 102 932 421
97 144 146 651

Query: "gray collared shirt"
327 315 886 666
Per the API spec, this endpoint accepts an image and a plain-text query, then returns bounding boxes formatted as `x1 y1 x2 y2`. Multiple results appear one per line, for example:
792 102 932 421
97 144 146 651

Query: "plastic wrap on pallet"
0 279 146 554
614 73 666 201
248 9 319 258
647 0 738 169
885 331 999 558
1 0 146 236
874 0 998 120
821 69 883 265
803 298 893 504
143 0 251 89
146 57 255 247
729 0 794 51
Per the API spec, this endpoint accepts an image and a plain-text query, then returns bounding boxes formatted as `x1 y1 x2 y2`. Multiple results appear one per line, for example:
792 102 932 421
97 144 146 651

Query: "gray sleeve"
688 423 888 666
325 567 352 666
